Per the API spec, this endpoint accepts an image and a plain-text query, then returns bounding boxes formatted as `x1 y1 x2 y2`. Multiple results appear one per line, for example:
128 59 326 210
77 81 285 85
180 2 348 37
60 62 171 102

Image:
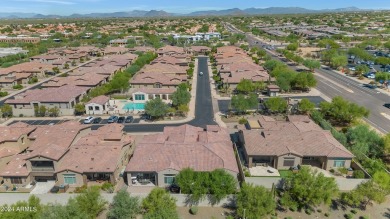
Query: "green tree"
287 42 298 51
0 195 43 219
74 103 85 115
145 98 169 119
177 104 189 116
236 183 276 219
375 72 389 85
64 63 69 69
142 188 177 216
319 96 369 125
348 47 374 62
0 103 13 117
40 200 88 219
355 65 369 78
253 81 266 93
330 55 347 69
143 208 179 219
171 87 191 107
231 94 258 114
107 190 140 219
75 186 107 219
292 72 317 90
303 59 321 72
236 79 254 94
48 106 60 117
281 166 339 209
264 97 288 113
298 98 315 115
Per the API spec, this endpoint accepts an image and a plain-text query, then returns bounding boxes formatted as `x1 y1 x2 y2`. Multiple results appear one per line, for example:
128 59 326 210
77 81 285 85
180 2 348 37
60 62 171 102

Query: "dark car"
384 103 390 109
107 116 118 123
169 184 180 193
92 117 102 124
117 116 125 123
125 116 134 123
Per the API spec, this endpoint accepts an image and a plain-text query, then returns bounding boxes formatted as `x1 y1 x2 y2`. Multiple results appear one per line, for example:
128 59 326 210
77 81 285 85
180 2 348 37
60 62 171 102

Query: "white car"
199 72 203 76
83 116 94 124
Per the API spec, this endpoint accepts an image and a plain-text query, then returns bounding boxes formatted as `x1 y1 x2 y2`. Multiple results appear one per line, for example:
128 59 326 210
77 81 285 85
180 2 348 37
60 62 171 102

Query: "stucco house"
5 85 89 117
85 95 110 115
238 115 354 170
126 124 239 187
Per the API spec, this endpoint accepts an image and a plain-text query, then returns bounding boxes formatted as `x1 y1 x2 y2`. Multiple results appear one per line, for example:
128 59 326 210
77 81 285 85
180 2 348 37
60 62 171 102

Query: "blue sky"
2 0 390 15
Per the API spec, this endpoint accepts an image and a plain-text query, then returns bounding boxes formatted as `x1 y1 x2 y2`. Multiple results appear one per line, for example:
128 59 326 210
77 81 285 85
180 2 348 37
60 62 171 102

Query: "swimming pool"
122 102 145 110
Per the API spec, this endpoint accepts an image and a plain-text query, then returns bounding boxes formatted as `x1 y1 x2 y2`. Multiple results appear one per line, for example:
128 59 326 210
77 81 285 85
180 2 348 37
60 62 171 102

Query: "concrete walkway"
30 181 56 194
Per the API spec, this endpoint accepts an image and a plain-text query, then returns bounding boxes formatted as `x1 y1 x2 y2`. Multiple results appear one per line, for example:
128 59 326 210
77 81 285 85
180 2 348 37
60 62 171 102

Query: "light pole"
243 208 246 219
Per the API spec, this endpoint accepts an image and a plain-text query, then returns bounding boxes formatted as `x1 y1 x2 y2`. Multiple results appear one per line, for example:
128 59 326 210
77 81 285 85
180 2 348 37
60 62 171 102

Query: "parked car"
117 116 125 123
199 71 203 76
107 116 118 123
92 117 102 124
125 116 134 123
348 67 356 71
83 116 94 124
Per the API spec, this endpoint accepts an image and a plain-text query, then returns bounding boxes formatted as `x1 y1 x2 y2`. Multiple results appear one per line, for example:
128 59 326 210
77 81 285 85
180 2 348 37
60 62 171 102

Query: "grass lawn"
279 170 292 178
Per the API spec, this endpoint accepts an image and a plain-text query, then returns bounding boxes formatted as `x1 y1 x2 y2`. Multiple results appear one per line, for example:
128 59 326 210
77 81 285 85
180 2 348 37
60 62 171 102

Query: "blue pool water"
123 103 145 110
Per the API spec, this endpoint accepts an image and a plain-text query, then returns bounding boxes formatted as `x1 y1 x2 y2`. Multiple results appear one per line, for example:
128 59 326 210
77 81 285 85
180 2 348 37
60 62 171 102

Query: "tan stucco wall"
325 158 352 170
157 169 180 187
56 170 84 187
2 174 32 187
276 154 302 169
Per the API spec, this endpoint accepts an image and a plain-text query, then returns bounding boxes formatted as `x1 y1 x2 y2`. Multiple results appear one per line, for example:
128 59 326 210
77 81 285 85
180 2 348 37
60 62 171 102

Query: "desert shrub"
239 118 248 124
190 206 198 215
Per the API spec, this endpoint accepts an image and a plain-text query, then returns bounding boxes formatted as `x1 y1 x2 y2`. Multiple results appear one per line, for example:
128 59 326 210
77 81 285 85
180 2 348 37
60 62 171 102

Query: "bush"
74 185 87 193
353 170 365 179
324 213 330 217
285 217 293 219
0 91 8 97
305 208 312 215
351 209 358 214
360 216 369 219
289 206 297 212
345 213 353 219
19 114 23 117
244 170 251 177
338 167 348 174
329 169 335 173
317 209 322 213
101 182 114 192
238 118 248 124
190 206 198 215
12 84 23 90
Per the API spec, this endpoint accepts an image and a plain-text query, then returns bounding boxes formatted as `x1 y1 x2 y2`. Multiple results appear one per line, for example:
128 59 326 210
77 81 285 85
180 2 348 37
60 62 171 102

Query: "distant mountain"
188 8 245 16
144 10 173 17
0 7 373 19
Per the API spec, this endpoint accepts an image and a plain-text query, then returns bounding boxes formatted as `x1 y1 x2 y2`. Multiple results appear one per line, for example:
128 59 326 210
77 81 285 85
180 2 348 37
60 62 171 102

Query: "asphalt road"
225 23 390 133
9 57 217 132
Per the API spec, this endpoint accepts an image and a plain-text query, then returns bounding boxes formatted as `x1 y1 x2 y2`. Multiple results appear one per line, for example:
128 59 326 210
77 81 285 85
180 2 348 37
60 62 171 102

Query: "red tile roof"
87 95 110 105
241 116 354 158
126 124 239 173
0 122 36 143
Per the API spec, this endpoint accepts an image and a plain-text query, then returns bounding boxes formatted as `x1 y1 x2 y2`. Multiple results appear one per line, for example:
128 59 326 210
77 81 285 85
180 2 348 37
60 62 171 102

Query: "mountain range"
0 7 371 19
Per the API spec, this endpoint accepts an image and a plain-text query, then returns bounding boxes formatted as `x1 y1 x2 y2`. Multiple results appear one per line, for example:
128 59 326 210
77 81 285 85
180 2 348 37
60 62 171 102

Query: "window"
164 174 175 185
88 106 93 110
283 157 295 167
63 174 76 185
94 106 100 110
154 83 162 88
10 177 22 184
334 160 345 167
135 94 145 101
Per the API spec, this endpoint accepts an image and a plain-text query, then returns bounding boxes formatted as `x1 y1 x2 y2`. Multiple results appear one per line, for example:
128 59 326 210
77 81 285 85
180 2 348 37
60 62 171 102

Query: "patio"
248 166 280 177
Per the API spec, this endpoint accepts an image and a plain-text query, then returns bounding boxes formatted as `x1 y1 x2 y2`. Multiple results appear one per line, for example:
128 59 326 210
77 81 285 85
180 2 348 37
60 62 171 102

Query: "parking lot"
8 117 141 126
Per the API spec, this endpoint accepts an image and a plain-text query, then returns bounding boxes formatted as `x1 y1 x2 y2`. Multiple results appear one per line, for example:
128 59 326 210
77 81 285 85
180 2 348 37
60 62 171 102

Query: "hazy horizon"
1 0 390 15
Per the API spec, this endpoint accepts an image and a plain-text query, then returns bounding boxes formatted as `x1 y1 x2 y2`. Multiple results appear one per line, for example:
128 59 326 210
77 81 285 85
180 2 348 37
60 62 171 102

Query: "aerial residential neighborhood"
0 1 389 219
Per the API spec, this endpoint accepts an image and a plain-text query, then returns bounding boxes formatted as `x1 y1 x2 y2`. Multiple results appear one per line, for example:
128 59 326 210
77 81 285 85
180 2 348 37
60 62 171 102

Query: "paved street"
5 57 216 132
226 23 390 134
